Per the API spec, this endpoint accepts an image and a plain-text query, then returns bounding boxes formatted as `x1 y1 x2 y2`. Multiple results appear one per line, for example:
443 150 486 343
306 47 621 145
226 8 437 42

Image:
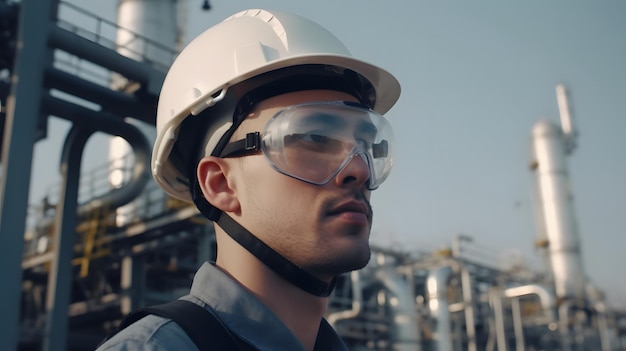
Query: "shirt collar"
189 262 348 351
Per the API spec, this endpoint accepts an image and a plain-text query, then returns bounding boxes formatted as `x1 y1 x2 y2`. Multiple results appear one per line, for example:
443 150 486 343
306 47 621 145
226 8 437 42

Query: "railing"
56 1 177 73
24 151 193 259
31 152 135 214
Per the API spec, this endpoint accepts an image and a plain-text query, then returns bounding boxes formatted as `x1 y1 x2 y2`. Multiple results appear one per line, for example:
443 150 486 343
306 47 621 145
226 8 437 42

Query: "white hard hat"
152 9 401 202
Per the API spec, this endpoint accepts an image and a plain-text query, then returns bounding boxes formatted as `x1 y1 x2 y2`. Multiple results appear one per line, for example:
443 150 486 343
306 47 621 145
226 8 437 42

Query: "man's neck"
251 269 328 351
216 243 328 351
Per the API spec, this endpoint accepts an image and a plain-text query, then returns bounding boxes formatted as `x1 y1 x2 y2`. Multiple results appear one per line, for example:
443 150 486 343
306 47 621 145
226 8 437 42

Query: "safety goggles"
219 101 394 190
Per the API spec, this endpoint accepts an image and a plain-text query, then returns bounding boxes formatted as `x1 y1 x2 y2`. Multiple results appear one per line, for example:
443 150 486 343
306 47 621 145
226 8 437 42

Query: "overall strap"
111 299 255 350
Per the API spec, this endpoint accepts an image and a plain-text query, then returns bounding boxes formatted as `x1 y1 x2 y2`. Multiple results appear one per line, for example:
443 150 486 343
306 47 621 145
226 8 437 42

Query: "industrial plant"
1 0 624 350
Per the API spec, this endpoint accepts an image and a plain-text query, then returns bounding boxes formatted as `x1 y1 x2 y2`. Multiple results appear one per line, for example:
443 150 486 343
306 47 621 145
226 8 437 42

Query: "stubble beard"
247 180 374 279
301 237 372 279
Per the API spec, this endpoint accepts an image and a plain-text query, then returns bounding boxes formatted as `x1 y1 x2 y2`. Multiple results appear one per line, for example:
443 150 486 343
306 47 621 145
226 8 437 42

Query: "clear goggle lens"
259 101 393 190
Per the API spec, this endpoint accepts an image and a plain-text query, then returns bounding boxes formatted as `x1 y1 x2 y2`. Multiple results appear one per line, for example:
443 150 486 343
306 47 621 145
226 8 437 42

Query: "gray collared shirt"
97 262 349 350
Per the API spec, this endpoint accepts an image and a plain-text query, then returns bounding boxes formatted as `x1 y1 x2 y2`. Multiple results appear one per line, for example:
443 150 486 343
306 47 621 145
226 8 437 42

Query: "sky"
31 1 625 307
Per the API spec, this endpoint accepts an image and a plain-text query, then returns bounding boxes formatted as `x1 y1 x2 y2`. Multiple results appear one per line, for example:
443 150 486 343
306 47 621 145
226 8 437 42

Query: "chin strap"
192 180 336 297
215 212 336 297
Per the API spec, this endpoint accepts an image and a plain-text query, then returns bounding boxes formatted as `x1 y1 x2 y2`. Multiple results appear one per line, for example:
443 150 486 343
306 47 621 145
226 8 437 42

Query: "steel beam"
43 126 93 351
0 0 57 349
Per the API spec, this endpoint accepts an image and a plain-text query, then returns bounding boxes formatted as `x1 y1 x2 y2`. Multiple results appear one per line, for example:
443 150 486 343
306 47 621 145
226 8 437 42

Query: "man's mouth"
327 200 372 225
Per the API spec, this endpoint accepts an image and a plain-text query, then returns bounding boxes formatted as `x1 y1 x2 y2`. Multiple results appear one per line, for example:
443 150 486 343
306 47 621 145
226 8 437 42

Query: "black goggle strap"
372 140 388 158
219 132 262 158
190 108 249 222
216 213 337 297
221 132 389 159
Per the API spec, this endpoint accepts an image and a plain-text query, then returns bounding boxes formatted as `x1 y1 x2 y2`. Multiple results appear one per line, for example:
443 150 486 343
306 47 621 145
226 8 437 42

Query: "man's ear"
196 156 240 213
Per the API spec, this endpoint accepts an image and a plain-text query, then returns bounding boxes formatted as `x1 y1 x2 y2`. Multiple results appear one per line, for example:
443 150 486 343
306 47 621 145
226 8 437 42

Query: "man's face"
228 90 374 281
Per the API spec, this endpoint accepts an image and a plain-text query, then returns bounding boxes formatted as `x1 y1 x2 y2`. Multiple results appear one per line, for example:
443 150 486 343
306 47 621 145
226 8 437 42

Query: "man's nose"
334 152 371 189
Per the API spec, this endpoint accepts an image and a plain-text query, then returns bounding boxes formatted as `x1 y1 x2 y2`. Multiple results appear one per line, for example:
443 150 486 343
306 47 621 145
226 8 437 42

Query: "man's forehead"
236 90 360 133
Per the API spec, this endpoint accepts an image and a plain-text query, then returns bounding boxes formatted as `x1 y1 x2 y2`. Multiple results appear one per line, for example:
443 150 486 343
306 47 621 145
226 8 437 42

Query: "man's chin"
309 245 372 278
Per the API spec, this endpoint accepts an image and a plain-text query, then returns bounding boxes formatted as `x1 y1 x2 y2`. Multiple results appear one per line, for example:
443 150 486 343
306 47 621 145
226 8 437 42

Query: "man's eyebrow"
298 112 377 137
300 112 347 128
355 121 377 137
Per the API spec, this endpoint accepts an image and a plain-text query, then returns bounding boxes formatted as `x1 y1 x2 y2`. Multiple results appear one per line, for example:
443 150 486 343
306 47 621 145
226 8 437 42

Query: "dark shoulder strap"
103 299 255 350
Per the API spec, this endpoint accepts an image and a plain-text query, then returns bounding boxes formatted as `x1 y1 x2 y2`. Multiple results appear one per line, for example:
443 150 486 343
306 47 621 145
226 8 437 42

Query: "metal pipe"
376 266 422 351
43 125 92 351
511 297 525 351
120 254 146 315
451 235 478 351
555 84 576 152
558 299 574 351
461 267 477 351
501 283 557 351
594 301 615 351
412 255 478 351
40 89 150 348
490 289 508 351
47 24 166 95
41 93 151 212
44 67 157 124
485 316 496 351
490 284 558 351
504 284 556 321
327 271 362 325
426 266 452 351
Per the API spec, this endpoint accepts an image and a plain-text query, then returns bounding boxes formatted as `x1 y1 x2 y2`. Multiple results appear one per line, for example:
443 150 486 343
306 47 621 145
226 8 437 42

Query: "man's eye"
287 133 329 144
307 134 329 143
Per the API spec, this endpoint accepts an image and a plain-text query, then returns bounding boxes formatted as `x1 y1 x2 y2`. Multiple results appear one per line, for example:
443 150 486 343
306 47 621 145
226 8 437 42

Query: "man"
98 8 400 351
